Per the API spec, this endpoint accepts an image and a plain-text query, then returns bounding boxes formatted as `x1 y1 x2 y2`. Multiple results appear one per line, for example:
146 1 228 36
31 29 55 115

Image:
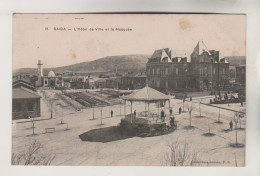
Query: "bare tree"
182 95 186 112
187 102 193 127
233 113 239 145
237 109 245 129
218 109 221 122
198 99 202 117
12 140 55 165
162 139 199 166
29 116 36 135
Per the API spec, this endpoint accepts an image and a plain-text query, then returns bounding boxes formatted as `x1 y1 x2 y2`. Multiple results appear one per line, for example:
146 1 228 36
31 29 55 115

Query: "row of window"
44 79 60 85
13 102 34 112
148 67 179 75
199 67 226 76
150 80 186 89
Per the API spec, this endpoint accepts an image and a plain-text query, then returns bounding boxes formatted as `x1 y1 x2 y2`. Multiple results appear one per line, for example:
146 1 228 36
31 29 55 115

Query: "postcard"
12 13 246 166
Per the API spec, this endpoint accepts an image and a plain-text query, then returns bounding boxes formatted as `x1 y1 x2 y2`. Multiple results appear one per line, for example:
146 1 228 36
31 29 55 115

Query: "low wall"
174 91 211 99
119 118 167 136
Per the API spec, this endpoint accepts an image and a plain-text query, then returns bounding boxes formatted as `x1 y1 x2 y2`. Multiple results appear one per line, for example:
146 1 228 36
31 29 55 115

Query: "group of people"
160 108 176 127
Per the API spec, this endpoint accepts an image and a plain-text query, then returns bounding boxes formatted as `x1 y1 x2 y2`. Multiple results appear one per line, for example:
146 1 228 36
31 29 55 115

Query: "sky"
13 14 246 69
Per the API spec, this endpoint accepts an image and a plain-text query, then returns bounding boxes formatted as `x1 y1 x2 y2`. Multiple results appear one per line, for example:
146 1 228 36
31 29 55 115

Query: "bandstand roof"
122 86 170 102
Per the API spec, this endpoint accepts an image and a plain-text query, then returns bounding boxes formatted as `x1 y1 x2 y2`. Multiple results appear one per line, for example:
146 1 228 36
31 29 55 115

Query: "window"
223 68 225 74
13 102 21 112
176 68 178 75
165 67 169 75
152 68 155 75
57 80 60 84
165 81 168 88
204 67 207 76
213 67 216 74
27 102 33 111
157 68 160 74
156 79 160 88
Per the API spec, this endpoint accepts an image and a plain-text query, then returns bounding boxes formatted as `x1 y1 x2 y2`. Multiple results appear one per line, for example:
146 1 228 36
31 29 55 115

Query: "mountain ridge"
13 55 246 75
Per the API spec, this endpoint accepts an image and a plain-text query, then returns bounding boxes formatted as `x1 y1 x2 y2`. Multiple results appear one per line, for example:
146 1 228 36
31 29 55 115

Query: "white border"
1 0 260 176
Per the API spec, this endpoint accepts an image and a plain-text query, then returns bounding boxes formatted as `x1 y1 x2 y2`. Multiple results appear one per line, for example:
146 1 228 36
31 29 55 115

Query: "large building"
12 81 41 120
119 73 146 90
146 41 230 91
235 65 246 84
35 60 90 89
35 60 63 88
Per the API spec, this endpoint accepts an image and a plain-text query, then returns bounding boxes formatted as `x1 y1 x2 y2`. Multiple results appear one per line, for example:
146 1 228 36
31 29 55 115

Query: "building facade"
12 86 41 120
146 41 230 91
119 74 146 90
235 65 246 84
70 76 89 89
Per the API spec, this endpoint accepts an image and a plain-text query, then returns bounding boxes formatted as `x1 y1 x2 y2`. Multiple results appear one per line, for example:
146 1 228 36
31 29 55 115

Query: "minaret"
37 60 43 77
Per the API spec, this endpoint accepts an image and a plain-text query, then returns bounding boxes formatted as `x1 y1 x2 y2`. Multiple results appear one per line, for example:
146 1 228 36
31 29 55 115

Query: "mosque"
35 60 63 88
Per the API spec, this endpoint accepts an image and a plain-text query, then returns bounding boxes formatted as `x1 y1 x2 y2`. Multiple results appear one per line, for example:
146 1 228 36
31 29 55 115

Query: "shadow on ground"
79 126 134 143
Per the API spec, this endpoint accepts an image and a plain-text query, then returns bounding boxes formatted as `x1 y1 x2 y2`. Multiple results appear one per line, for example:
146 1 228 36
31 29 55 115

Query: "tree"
29 116 36 135
222 73 231 91
233 113 239 145
218 109 221 122
237 109 245 129
198 99 202 117
182 94 186 112
12 140 55 165
187 102 193 127
162 140 199 166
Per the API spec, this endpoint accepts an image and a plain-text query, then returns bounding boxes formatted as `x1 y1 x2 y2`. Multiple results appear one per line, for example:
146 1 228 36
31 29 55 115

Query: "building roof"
48 71 56 77
13 87 41 100
149 48 171 62
122 86 170 101
12 80 36 91
192 41 210 55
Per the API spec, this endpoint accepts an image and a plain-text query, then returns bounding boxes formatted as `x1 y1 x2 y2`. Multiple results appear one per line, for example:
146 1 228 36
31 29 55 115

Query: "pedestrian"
179 107 182 114
169 108 173 116
161 109 165 121
229 120 233 131
190 97 192 101
134 110 136 118
111 110 113 118
170 116 175 127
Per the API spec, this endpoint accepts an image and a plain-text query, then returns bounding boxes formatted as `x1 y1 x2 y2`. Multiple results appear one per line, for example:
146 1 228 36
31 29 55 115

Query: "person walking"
134 110 136 118
161 109 165 122
229 120 233 131
111 110 113 118
169 108 173 116
170 116 175 127
179 107 182 114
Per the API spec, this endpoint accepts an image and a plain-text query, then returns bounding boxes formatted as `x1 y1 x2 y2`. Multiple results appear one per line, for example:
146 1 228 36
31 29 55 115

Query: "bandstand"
121 86 171 133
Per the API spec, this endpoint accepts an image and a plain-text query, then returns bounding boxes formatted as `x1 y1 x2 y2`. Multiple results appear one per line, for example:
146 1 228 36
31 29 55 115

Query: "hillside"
13 54 150 75
225 56 246 66
13 55 246 76
52 55 149 74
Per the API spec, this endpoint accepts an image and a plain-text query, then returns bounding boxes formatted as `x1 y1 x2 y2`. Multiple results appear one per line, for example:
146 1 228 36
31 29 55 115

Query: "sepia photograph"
12 13 246 166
